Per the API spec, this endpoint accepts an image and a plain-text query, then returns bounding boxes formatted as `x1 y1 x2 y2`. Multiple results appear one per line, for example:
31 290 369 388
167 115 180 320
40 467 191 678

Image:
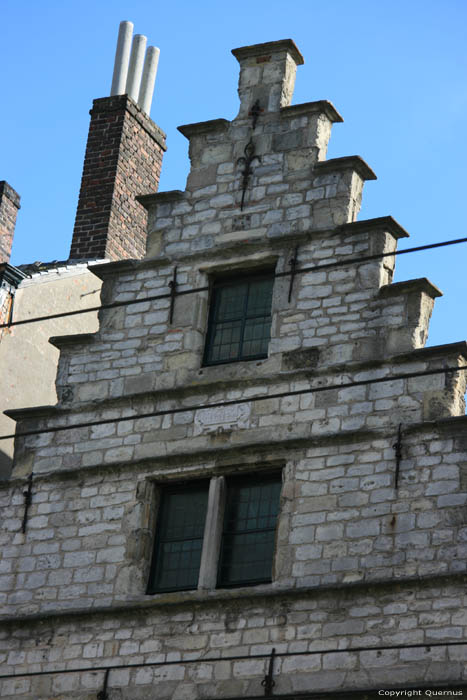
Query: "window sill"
194 354 282 384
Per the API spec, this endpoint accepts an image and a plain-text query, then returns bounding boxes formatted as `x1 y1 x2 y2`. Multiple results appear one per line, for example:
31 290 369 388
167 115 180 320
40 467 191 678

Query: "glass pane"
218 477 281 586
204 274 274 365
208 320 242 362
149 486 208 593
214 283 247 322
241 318 271 358
246 278 274 317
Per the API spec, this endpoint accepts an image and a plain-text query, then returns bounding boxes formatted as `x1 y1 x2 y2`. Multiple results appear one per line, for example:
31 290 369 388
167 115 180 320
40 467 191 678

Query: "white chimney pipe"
110 21 134 96
138 46 160 115
126 34 147 102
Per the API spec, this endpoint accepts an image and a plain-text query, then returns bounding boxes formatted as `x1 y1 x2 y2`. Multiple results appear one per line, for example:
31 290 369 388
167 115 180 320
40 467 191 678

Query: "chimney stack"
0 181 21 264
69 22 166 262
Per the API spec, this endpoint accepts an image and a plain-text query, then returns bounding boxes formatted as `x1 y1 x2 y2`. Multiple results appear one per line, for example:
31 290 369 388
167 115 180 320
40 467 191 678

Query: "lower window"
147 472 282 594
217 476 282 587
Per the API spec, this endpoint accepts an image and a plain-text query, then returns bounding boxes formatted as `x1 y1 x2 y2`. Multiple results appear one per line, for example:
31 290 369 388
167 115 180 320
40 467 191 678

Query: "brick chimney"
69 95 166 261
0 181 21 264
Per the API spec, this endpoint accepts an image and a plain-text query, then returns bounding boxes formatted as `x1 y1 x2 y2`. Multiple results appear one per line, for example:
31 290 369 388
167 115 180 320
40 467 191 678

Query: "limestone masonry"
1 39 466 699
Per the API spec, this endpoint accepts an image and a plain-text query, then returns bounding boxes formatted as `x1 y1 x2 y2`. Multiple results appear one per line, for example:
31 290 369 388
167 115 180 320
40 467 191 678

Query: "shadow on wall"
0 448 12 480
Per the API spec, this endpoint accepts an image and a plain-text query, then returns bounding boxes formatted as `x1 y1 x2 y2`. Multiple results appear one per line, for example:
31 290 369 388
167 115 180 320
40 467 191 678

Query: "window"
218 475 282 587
203 271 274 365
147 473 282 594
147 483 209 593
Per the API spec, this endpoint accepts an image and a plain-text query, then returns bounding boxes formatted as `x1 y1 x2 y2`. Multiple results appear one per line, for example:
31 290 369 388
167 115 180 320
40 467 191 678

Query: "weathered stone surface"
1 37 466 700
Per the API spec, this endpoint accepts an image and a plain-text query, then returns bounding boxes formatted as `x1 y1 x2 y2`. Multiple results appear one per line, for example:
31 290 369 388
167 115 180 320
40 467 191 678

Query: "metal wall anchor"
261 647 276 696
249 99 263 129
237 140 261 211
7 292 15 328
288 247 299 303
393 423 403 488
168 267 178 325
21 473 33 534
97 668 110 700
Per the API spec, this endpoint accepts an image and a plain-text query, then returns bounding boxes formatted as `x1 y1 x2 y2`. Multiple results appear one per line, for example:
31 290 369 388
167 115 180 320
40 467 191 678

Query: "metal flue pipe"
110 21 134 95
138 46 160 115
126 34 147 102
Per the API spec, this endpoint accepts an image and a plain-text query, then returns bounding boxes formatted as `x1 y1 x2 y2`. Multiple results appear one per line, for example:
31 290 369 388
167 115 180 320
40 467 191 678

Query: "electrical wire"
1 234 466 330
1 364 465 442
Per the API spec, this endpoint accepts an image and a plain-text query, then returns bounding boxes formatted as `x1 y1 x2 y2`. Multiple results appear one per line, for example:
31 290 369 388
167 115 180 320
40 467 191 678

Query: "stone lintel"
136 190 185 210
177 119 230 140
379 277 443 300
315 156 377 181
281 100 344 123
231 39 304 66
48 333 96 349
4 405 59 421
339 216 409 240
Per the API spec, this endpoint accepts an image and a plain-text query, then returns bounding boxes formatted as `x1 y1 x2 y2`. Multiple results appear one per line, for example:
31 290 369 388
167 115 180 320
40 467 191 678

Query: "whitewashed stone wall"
1 39 466 698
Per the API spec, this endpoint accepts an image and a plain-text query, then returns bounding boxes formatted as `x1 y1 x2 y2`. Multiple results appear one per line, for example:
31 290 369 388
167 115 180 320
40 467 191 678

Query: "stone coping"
314 156 377 181
280 100 343 123
379 277 443 299
136 190 185 210
5 345 465 424
393 341 467 362
4 404 58 421
231 39 305 66
90 217 411 279
339 216 409 240
48 333 96 349
177 119 230 139
2 570 466 626
0 262 28 288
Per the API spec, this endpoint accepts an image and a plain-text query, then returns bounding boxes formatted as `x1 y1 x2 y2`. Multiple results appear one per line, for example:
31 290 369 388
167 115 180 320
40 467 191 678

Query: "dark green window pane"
218 476 282 587
148 485 208 593
204 274 274 365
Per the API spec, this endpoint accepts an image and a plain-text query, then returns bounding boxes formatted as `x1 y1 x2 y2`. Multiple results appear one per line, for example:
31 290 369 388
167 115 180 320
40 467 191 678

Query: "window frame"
147 470 282 595
146 479 210 595
202 268 275 367
216 471 283 589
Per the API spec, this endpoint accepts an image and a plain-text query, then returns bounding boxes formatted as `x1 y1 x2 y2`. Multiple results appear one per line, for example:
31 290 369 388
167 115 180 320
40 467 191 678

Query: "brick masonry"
69 95 166 262
1 40 467 698
0 182 20 264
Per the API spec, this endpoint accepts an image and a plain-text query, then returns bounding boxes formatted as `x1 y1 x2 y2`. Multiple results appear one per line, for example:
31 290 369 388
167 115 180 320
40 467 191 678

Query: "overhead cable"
1 364 465 442
1 235 466 330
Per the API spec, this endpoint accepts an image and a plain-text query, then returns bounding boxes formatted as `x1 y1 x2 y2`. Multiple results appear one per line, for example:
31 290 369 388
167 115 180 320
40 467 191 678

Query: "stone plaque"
194 403 251 436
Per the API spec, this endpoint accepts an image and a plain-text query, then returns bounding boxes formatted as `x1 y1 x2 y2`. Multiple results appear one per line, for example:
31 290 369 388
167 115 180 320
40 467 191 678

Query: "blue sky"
2 0 466 349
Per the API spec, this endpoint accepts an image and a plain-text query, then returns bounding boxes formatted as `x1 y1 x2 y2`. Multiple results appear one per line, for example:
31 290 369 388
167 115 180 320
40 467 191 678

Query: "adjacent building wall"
0 265 102 478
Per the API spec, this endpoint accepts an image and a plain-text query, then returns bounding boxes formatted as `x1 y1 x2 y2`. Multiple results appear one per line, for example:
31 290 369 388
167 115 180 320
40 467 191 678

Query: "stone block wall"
2 39 466 698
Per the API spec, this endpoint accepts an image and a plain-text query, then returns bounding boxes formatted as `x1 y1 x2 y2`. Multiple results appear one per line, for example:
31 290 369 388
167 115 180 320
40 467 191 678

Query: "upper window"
203 271 274 365
147 473 282 594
